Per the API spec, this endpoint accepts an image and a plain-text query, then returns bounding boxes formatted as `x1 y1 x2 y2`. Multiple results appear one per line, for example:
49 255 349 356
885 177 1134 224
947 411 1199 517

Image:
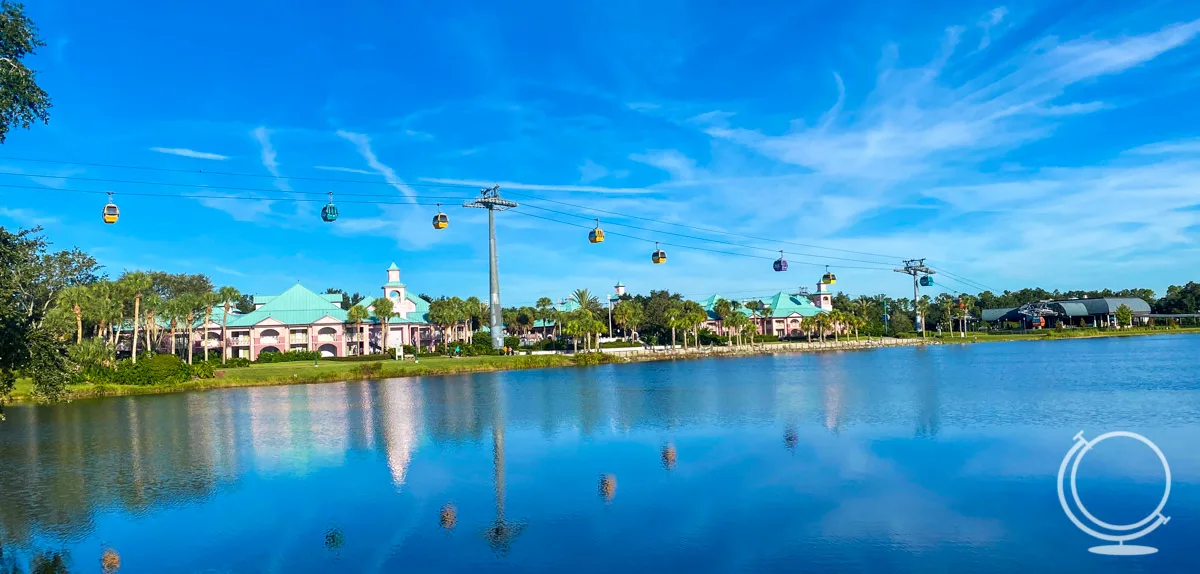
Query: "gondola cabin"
919 275 934 287
652 243 667 264
773 254 788 272
321 203 338 222
1030 316 1045 328
589 222 605 243
432 212 449 229
821 270 837 284
102 202 119 224
321 191 338 222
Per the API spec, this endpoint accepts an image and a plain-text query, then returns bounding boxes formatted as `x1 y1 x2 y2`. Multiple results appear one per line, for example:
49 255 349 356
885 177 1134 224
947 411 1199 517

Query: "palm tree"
680 301 706 348
814 313 830 342
428 297 462 353
59 285 89 343
217 286 241 363
517 306 536 339
916 295 932 336
663 304 685 349
571 289 601 315
142 293 162 353
535 297 554 338
120 272 152 363
713 298 733 338
612 300 644 340
371 297 395 354
348 304 369 356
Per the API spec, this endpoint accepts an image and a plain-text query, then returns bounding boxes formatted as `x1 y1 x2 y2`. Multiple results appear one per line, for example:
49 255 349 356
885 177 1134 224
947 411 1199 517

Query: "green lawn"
7 354 577 403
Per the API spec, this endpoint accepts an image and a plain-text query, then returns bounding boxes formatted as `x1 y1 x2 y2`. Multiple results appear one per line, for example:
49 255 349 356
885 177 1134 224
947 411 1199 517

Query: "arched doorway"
318 344 337 358
317 327 337 342
260 329 280 344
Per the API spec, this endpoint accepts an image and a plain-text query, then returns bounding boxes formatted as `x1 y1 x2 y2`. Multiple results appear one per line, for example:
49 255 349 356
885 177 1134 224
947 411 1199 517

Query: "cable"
928 266 999 293
0 156 485 189
0 183 448 205
507 209 896 271
517 202 899 266
0 170 473 200
506 189 910 260
1 155 911 261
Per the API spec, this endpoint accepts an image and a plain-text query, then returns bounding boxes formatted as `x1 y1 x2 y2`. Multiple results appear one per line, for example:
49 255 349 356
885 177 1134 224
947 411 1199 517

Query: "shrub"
600 340 643 348
111 354 190 386
355 363 383 378
188 362 216 379
573 352 625 366
254 350 320 364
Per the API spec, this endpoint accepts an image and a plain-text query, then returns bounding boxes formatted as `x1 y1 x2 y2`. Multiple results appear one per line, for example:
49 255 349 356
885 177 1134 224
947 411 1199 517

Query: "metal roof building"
981 297 1151 327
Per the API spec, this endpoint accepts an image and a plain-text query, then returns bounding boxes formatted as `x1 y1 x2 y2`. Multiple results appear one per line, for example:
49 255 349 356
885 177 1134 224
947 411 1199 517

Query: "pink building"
212 263 435 360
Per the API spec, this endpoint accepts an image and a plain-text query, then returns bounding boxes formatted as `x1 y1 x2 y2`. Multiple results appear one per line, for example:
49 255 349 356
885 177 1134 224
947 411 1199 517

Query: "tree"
325 287 366 311
516 306 536 338
535 297 555 337
58 285 89 343
371 297 395 353
199 291 218 361
571 289 602 316
428 297 465 353
119 272 153 363
713 298 733 338
347 304 369 356
612 300 644 339
680 300 707 348
663 303 685 349
1115 304 1133 328
217 285 241 363
0 1 52 143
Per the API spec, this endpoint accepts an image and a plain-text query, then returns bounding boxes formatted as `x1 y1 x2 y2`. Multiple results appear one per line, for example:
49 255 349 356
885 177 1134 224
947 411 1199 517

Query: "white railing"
289 335 309 344
260 336 279 345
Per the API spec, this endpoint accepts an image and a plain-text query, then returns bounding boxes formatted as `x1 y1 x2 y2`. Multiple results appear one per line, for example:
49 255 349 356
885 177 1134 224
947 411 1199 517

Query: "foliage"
26 330 74 399
254 349 321 364
0 1 52 143
599 340 643 348
91 354 192 386
572 352 625 366
1115 304 1134 327
1155 282 1200 314
612 300 645 337
325 287 367 310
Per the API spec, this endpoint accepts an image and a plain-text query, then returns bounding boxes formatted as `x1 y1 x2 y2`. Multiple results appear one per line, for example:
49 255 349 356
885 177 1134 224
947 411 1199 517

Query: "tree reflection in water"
783 426 798 452
323 527 344 553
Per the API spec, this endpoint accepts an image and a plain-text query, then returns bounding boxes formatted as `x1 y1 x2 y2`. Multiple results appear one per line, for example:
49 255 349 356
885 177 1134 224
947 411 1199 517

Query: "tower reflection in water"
483 380 523 556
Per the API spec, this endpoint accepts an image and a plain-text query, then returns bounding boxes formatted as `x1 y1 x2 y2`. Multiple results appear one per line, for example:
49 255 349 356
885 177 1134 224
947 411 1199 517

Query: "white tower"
614 281 626 296
383 262 406 303
812 279 833 311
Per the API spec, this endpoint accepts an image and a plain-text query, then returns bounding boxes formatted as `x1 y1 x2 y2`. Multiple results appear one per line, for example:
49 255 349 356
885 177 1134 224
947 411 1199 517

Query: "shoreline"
9 328 1198 405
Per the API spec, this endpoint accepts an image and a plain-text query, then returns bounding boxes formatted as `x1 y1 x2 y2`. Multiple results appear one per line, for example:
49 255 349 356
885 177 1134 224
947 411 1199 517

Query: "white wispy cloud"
251 126 293 193
336 130 416 198
629 149 700 181
314 165 374 175
150 147 230 161
578 159 609 184
418 177 656 194
0 206 59 226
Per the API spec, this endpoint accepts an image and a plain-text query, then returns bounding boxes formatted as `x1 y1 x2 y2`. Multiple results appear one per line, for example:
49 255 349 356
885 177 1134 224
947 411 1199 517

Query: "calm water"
2 336 1200 573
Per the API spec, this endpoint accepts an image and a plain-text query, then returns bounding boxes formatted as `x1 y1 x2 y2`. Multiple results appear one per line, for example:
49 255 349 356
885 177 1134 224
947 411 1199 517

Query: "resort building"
211 263 434 359
981 297 1152 328
697 277 833 338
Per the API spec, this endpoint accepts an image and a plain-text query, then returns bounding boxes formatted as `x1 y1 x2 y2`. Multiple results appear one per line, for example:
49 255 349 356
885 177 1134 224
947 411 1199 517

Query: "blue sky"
3 0 1200 304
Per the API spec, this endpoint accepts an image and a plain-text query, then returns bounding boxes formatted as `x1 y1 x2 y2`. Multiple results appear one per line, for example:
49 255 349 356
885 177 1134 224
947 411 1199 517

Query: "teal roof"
228 284 348 326
697 294 757 321
554 299 580 313
761 291 826 318
387 262 400 270
615 282 624 287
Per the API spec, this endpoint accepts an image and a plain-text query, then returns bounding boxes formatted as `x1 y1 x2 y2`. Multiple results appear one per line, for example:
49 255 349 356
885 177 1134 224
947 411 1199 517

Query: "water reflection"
2 337 1200 572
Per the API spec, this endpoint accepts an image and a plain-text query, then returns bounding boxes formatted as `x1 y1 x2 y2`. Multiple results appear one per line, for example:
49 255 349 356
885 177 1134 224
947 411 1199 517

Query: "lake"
2 336 1199 573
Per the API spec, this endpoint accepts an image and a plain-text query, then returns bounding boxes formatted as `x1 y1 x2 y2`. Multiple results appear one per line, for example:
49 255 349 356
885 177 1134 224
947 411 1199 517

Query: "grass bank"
8 327 1197 404
8 354 581 403
917 326 1200 343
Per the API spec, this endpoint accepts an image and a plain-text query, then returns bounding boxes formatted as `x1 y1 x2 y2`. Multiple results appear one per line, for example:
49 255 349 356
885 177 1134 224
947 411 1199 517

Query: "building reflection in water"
661 444 677 470
379 381 423 489
439 503 457 530
598 474 617 503
912 347 940 438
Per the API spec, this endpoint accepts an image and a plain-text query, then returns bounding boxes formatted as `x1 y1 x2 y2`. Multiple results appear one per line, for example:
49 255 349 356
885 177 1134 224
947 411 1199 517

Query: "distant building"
696 275 832 337
981 297 1152 328
216 262 434 359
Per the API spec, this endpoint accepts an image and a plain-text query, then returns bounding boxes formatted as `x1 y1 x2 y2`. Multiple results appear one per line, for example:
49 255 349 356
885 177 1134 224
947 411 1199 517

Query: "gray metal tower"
894 259 935 333
464 185 517 349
